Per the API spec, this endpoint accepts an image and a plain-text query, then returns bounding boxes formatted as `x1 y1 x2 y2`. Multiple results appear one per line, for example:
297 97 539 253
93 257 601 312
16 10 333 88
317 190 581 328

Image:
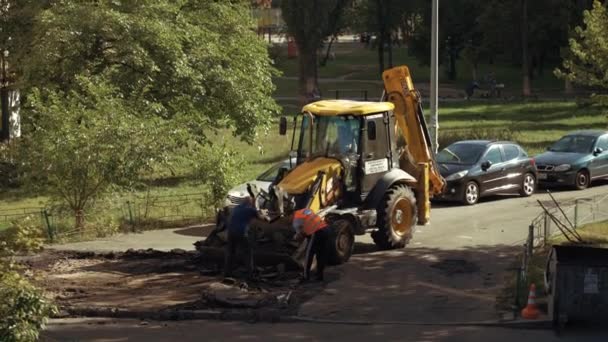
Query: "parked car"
436 140 537 205
224 158 296 207
535 130 608 190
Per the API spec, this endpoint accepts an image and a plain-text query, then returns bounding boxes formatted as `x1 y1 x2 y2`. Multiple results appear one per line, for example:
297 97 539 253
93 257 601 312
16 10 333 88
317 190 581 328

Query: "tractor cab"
278 100 398 211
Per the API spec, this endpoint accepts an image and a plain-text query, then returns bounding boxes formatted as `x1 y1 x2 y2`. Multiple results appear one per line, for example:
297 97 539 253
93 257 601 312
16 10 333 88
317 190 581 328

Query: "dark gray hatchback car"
535 130 608 190
437 140 538 205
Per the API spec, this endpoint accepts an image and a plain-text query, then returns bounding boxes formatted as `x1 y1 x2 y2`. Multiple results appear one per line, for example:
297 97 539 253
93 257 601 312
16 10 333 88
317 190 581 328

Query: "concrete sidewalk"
47 224 213 252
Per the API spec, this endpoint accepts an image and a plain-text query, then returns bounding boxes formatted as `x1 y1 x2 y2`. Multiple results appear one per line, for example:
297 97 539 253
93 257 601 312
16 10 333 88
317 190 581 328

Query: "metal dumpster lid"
552 245 608 265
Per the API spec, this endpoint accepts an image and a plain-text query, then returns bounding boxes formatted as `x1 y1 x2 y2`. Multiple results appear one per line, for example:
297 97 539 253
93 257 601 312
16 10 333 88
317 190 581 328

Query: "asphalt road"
43 318 608 342
44 183 608 341
50 183 608 253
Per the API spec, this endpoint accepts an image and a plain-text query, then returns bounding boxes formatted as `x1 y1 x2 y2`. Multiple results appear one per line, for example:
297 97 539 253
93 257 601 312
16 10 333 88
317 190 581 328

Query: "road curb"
56 306 287 323
55 306 552 329
284 315 553 329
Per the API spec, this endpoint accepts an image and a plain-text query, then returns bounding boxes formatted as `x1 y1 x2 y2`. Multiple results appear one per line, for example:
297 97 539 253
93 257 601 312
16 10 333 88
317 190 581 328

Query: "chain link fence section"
1 192 212 242
0 207 45 231
123 192 210 230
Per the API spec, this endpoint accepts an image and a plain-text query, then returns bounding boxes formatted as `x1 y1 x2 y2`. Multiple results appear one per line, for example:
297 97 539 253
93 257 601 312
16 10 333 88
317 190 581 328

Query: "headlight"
554 164 571 172
445 170 468 181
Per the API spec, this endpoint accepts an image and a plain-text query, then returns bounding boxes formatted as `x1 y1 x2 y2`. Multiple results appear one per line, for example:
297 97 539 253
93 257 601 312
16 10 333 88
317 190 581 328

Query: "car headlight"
554 164 571 172
445 170 468 181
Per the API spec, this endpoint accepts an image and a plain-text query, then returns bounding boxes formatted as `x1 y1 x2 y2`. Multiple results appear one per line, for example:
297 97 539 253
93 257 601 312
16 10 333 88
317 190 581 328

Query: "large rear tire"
328 219 355 265
372 184 417 250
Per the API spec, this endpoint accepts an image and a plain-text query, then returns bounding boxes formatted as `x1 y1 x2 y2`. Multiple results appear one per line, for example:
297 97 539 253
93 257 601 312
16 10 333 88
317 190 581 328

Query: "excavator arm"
382 66 446 197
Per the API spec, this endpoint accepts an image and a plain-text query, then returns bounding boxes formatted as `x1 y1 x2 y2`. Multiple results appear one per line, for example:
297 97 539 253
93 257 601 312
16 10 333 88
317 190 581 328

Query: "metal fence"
0 192 211 242
513 191 608 312
0 207 45 231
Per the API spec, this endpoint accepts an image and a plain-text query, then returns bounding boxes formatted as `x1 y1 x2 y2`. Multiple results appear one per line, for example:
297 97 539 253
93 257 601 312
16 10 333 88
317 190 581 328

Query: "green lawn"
2 100 606 216
272 42 565 100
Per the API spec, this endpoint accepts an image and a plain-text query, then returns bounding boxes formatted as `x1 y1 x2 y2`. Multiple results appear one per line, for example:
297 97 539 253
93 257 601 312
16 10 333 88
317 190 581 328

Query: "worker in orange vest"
292 208 331 281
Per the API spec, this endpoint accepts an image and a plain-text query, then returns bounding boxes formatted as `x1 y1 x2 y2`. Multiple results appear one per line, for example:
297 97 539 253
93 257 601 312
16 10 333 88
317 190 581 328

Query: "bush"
0 267 57 342
196 144 244 207
0 216 44 257
0 217 56 342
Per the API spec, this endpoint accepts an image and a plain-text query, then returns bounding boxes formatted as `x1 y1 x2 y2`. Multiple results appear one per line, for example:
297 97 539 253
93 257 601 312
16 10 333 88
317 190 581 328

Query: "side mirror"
593 147 604 156
279 116 287 136
481 160 492 171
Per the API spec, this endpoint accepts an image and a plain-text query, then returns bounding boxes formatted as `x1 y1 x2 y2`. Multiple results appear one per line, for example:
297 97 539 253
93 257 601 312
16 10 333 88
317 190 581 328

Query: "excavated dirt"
20 249 310 316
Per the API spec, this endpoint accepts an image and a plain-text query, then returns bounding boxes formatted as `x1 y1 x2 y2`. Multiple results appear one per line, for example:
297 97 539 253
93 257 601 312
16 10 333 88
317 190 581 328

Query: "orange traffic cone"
521 283 540 320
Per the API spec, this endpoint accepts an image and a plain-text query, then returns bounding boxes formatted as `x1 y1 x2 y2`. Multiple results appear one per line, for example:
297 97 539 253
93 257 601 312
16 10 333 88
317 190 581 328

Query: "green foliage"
20 76 172 227
281 0 352 96
19 0 279 144
556 1 608 98
0 267 57 342
195 144 244 207
0 216 44 256
0 215 55 342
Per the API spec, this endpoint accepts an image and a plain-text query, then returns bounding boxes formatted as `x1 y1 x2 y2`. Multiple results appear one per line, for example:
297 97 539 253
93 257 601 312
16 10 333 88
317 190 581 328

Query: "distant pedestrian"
292 208 331 282
465 81 479 100
224 197 264 280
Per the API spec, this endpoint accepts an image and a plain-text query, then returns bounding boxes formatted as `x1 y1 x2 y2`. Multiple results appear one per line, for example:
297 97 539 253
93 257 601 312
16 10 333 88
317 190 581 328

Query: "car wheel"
519 173 536 197
462 181 480 205
574 170 590 190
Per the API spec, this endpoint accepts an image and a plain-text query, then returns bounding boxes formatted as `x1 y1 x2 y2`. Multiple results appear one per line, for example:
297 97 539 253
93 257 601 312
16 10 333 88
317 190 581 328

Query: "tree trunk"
298 47 319 105
376 0 385 75
75 209 85 230
472 62 478 81
564 79 573 95
521 0 531 97
449 51 457 81
387 32 393 68
0 87 8 142
320 35 336 67
1 53 9 142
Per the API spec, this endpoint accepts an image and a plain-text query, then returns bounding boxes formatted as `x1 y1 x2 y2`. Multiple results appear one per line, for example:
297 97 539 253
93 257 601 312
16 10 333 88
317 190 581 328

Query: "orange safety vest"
293 208 328 236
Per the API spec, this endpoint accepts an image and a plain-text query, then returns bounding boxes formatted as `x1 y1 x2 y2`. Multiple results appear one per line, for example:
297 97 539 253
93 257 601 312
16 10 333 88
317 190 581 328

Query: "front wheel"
372 184 417 250
328 219 355 265
574 170 590 190
462 181 480 205
519 173 536 197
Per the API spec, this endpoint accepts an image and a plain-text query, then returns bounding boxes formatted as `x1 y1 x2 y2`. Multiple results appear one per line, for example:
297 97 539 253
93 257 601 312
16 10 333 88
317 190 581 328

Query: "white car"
224 158 296 207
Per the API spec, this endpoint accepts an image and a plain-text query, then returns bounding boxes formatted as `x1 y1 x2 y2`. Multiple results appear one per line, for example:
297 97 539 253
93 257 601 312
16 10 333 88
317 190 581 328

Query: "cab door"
360 113 391 195
477 144 507 195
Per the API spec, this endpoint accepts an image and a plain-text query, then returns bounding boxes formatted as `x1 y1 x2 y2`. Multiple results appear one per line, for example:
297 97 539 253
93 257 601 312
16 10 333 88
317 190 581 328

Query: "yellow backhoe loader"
206 65 445 265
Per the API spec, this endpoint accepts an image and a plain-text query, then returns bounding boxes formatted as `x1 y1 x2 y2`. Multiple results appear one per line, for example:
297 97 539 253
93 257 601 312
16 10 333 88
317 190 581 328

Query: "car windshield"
299 115 360 159
437 143 486 164
256 162 290 182
549 135 596 153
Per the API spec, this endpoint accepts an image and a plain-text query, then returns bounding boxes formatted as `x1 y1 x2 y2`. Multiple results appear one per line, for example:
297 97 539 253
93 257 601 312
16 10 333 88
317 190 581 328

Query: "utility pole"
429 0 439 153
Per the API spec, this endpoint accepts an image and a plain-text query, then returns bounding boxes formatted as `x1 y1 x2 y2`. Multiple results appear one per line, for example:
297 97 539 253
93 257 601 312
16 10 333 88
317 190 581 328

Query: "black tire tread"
372 184 417 250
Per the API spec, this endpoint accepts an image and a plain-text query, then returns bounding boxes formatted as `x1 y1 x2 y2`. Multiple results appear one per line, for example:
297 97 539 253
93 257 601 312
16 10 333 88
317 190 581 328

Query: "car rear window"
437 143 486 164
503 145 520 161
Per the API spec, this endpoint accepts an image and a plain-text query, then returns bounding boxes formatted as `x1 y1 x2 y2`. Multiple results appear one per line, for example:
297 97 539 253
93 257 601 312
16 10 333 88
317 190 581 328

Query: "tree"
22 77 172 228
409 0 483 81
20 0 278 144
556 0 608 104
13 0 279 226
353 0 410 75
281 0 351 104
